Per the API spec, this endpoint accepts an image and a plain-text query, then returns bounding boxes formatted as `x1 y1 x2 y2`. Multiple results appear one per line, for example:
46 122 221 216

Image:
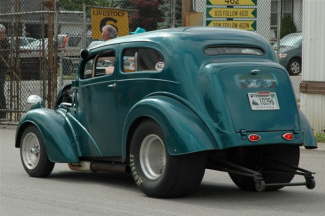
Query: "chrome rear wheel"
139 134 166 180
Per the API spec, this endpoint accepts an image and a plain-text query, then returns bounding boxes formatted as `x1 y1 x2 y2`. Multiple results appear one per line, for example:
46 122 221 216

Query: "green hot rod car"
16 27 316 198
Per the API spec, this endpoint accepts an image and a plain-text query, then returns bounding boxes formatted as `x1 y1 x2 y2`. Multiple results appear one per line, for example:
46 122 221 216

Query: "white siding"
301 0 325 132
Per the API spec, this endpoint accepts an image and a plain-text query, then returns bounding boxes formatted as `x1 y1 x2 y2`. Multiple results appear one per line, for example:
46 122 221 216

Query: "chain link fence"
0 0 57 123
0 0 303 124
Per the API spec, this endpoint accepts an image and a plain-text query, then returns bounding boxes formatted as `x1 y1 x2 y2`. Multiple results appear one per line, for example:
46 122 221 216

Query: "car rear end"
196 42 316 192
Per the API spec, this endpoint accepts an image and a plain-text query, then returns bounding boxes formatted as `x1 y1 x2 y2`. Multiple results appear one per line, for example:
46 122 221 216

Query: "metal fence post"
276 0 282 52
82 3 87 50
171 0 176 28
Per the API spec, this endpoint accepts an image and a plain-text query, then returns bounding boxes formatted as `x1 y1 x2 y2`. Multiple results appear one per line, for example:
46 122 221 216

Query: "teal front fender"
122 95 220 160
299 111 317 149
16 108 80 163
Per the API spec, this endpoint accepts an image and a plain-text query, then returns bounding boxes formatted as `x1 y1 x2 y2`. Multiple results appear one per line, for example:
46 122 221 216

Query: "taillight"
282 132 294 141
248 134 261 142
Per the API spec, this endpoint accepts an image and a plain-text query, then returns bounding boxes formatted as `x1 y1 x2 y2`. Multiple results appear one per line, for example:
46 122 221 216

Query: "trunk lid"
210 63 300 132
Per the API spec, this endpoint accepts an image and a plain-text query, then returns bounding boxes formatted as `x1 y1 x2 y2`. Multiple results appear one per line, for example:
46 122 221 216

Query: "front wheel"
129 120 206 198
287 58 301 76
20 126 55 177
228 145 300 191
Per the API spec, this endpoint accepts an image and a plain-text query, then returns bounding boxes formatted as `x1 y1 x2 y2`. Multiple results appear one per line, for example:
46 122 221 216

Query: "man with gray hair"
88 24 117 49
101 24 117 41
0 24 9 119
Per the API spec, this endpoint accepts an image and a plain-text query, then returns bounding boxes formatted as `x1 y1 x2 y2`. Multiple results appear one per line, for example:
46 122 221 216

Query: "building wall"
301 0 325 132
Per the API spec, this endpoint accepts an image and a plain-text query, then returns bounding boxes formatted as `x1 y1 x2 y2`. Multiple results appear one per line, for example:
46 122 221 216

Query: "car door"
77 48 120 157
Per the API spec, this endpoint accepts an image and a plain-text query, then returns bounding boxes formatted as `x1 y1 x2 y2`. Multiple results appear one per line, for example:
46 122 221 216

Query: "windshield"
280 33 302 47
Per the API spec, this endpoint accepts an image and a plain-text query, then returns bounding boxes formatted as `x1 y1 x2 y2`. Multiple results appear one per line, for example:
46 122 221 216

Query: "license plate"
248 92 280 110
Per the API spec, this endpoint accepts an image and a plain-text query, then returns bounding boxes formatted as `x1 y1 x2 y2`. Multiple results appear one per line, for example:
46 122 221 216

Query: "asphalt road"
1 127 324 216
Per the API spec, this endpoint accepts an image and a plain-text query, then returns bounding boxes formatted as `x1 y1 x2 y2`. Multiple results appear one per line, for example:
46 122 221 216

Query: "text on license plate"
248 92 280 110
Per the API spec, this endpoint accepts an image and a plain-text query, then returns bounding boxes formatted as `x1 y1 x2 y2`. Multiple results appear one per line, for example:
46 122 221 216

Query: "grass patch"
316 133 325 143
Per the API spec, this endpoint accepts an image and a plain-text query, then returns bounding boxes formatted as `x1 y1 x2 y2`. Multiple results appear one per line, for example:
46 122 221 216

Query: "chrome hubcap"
22 132 41 170
290 61 300 74
139 134 166 180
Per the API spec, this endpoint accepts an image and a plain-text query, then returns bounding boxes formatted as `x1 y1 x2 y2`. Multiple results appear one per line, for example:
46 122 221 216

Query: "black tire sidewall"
20 126 54 177
129 120 172 195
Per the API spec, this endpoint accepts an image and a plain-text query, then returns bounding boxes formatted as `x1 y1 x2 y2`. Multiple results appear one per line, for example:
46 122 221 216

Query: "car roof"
89 27 271 52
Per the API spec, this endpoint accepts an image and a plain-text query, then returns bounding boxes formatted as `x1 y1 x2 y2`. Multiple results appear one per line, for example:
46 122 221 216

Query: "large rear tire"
228 145 300 191
129 120 206 198
20 126 55 177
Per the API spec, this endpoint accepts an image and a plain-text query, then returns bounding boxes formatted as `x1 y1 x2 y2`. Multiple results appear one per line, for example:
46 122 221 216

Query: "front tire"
129 120 206 198
20 126 55 177
228 145 300 191
287 58 301 76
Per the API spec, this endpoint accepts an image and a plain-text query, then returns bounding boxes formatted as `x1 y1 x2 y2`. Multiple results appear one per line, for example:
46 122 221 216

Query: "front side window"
122 47 165 73
205 46 264 56
82 58 94 79
95 51 116 77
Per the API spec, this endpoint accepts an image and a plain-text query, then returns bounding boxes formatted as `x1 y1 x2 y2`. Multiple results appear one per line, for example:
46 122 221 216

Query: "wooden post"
182 0 193 26
44 0 57 108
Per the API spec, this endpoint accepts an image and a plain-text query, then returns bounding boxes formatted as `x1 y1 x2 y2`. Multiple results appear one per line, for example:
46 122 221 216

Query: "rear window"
122 47 164 73
204 46 264 56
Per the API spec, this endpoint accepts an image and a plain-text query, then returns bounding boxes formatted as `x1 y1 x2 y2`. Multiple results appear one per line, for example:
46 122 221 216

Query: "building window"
271 0 294 25
271 0 294 39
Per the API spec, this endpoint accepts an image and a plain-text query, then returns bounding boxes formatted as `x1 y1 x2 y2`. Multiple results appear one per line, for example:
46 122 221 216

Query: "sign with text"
207 8 257 18
207 20 256 31
207 0 257 6
205 0 257 31
91 7 129 39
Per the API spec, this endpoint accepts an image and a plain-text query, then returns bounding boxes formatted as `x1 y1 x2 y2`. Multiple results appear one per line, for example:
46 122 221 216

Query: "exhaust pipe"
90 162 127 173
68 161 91 171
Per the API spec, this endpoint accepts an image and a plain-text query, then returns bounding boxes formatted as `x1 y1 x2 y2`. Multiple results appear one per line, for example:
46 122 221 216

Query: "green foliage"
280 15 297 38
316 133 325 143
128 0 163 31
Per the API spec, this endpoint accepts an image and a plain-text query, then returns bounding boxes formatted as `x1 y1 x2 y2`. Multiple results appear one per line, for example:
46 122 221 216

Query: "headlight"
278 53 288 59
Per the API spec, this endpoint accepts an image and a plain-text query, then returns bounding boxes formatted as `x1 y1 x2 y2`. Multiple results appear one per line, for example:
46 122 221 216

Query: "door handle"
107 83 116 88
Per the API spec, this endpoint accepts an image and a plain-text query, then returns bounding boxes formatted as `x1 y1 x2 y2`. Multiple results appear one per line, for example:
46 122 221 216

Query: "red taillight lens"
282 133 294 140
248 134 261 142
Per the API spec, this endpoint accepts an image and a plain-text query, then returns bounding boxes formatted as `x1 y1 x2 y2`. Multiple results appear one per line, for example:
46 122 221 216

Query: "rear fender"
122 95 219 161
299 111 317 149
15 108 80 163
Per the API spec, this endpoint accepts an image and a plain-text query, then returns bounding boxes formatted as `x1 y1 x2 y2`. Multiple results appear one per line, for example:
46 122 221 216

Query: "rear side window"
122 47 165 73
205 46 264 56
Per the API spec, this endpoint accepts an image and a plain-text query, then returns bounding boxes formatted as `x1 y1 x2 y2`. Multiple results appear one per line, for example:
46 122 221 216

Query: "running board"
211 159 316 192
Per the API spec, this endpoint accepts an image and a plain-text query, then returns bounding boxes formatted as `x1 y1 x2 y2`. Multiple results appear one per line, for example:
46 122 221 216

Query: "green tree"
128 0 163 31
